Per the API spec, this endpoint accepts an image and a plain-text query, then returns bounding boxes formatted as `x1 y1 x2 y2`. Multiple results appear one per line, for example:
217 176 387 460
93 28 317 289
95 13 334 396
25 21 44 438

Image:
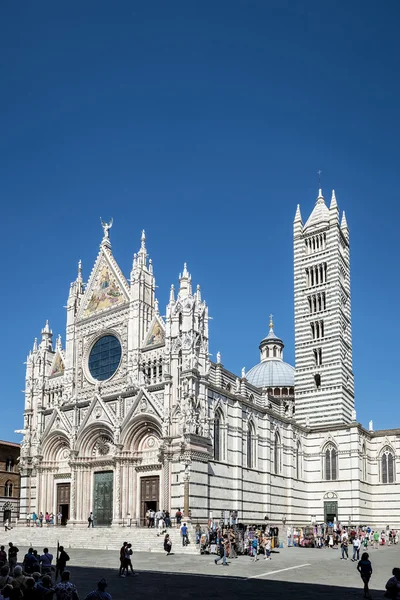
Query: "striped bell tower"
293 189 355 426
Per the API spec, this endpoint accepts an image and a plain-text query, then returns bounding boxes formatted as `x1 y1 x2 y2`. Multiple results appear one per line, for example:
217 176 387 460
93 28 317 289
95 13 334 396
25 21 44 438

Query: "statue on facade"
100 217 113 240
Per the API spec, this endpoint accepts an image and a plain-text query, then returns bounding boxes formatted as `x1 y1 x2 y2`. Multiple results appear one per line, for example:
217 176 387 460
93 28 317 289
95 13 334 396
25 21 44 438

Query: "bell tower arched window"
324 444 338 480
4 481 12 497
381 447 395 483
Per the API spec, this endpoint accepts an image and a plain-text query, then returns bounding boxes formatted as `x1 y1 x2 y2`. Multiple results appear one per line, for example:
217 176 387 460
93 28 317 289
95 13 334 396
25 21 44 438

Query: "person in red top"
175 509 182 528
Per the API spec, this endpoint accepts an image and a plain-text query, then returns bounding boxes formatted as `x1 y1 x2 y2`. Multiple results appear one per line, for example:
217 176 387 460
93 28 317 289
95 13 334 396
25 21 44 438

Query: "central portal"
140 475 160 526
93 471 113 526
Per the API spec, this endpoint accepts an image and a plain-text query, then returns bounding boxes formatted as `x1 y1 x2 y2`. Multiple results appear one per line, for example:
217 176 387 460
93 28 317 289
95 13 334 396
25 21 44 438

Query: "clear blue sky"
1 1 399 440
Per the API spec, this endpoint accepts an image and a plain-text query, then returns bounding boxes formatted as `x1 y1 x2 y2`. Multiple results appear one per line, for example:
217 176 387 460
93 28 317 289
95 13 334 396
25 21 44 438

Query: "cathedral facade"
19 190 400 528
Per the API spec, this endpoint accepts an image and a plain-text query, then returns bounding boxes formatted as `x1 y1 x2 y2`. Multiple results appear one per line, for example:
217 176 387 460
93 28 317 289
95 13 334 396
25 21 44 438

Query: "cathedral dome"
246 316 295 389
246 359 295 388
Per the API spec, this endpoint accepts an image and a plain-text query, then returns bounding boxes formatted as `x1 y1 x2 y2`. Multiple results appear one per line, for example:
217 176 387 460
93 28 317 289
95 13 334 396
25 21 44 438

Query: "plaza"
5 542 398 600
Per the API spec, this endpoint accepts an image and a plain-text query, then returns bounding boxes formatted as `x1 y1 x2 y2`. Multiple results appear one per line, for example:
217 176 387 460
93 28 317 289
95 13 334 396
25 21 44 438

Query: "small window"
315 373 321 388
5 459 13 473
4 482 12 497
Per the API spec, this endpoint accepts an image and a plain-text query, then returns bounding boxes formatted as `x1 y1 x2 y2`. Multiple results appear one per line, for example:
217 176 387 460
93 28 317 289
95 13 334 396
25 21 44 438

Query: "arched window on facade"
274 431 281 475
381 447 395 484
214 410 224 462
324 444 338 480
247 422 256 469
273 346 277 357
4 481 12 497
265 347 269 358
362 443 367 481
295 440 302 479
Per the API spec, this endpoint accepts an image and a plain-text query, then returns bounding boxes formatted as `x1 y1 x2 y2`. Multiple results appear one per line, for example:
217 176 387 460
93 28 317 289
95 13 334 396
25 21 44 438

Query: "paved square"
15 543 399 599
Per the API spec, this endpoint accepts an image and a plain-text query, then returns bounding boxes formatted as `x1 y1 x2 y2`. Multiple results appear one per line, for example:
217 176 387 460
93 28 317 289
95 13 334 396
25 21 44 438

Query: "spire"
56 334 62 351
330 189 337 210
41 320 53 350
169 284 175 303
100 218 113 249
137 229 148 268
294 204 303 223
33 338 38 352
341 210 348 230
155 298 159 315
196 284 201 302
178 263 192 297
77 259 82 283
317 189 324 203
149 258 153 274
269 313 274 332
42 320 52 335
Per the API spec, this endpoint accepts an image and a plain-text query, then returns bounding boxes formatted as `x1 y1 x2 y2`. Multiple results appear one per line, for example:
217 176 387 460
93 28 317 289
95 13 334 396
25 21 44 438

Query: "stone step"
11 526 198 554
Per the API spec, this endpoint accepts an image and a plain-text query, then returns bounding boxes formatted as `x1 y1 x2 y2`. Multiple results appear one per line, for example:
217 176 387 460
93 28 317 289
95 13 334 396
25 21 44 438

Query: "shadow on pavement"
66 565 382 600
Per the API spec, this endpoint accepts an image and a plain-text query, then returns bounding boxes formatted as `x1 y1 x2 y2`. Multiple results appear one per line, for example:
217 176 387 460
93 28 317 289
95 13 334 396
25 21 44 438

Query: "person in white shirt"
352 536 361 561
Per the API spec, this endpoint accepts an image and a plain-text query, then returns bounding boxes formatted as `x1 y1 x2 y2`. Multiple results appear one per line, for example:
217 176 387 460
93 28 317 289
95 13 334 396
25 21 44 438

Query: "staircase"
10 525 199 554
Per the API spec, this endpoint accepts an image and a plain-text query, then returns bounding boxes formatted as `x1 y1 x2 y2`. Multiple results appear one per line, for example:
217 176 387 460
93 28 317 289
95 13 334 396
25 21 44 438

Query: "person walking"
175 509 182 528
55 546 70 580
84 578 112 600
118 542 128 577
4 520 11 532
264 536 272 560
215 535 228 566
164 534 172 556
357 552 372 599
373 530 380 549
341 537 349 560
181 523 189 546
88 512 94 528
352 536 361 562
125 544 137 576
39 512 44 527
7 542 18 575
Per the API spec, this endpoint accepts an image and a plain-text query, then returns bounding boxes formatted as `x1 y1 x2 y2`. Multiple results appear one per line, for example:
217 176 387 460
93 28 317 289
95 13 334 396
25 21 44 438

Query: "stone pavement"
10 543 399 599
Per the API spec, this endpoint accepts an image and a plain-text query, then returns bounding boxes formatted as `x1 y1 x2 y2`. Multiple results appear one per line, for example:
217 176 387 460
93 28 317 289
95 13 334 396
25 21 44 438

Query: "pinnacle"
294 204 302 223
330 189 338 210
341 210 348 229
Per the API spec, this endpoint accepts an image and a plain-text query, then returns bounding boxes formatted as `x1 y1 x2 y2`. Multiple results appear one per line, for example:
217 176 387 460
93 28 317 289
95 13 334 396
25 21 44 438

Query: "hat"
98 578 107 588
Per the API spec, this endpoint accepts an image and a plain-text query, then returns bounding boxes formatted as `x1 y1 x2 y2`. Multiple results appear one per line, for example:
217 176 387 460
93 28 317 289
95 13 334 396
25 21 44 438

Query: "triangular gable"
42 408 71 438
49 352 65 377
78 247 129 320
122 389 163 428
78 394 116 433
143 315 165 348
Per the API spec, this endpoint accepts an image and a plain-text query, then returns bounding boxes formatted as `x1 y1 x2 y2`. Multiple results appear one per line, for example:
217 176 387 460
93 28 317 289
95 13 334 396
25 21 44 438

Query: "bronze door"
93 471 113 526
324 501 338 523
140 476 159 525
56 483 70 525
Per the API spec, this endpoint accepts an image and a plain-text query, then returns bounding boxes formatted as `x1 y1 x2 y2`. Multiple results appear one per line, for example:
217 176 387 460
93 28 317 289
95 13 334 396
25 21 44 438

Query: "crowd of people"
0 543 112 599
24 514 63 528
287 523 399 551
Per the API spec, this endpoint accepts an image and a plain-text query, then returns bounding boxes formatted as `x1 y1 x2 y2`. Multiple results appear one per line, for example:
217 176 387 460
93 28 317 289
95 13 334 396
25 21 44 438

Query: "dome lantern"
259 315 284 362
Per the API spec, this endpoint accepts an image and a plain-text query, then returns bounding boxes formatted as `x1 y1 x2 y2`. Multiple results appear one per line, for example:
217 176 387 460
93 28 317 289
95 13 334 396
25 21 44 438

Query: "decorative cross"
269 314 274 328
317 169 322 187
